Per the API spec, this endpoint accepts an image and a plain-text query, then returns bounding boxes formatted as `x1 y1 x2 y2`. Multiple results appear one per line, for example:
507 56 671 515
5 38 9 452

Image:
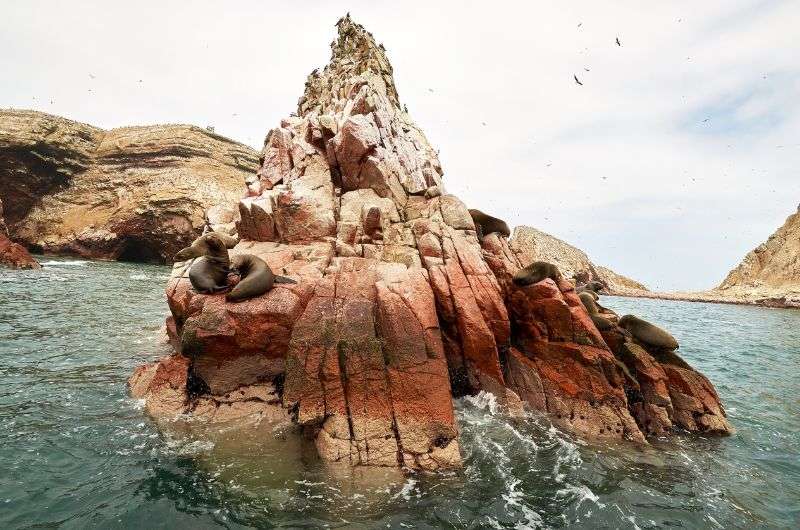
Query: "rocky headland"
129 15 732 472
0 109 258 263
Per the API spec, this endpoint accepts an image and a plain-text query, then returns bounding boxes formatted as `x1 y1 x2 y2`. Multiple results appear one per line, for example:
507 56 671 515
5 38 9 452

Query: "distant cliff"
509 226 648 294
714 206 800 306
0 110 258 262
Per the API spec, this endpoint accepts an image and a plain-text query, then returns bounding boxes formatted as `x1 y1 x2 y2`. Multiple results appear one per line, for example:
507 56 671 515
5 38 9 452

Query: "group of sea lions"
504 256 679 352
468 207 679 353
173 232 296 302
572 267 679 351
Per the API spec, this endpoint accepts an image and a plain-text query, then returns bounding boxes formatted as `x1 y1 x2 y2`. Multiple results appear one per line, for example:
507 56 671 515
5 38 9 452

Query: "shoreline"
609 289 800 310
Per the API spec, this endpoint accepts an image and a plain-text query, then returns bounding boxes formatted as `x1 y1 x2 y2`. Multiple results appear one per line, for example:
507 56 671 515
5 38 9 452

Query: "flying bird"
574 74 583 85
583 67 591 72
702 118 710 123
577 23 582 27
616 37 621 46
89 74 95 79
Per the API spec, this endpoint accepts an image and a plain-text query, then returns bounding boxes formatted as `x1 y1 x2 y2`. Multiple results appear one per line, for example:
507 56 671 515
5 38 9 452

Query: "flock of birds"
573 35 621 86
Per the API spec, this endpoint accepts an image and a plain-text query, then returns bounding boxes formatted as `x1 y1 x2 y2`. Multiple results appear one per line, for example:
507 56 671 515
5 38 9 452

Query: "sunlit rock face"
0 109 257 263
714 207 800 307
131 15 731 471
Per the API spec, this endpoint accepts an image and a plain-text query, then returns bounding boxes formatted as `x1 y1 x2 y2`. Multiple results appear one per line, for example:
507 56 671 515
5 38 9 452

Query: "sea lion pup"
618 315 679 351
513 260 563 286
173 233 230 294
469 209 511 241
226 254 297 302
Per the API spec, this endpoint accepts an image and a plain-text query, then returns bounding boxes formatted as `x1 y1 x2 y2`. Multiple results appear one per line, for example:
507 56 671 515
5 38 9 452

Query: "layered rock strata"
0 110 257 262
130 15 731 471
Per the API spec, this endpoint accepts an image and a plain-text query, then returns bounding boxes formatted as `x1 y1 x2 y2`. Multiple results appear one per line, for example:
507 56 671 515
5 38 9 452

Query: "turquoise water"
1 259 798 529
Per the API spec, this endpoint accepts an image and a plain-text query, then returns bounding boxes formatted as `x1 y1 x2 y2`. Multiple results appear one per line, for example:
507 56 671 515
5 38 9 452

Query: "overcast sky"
2 1 799 290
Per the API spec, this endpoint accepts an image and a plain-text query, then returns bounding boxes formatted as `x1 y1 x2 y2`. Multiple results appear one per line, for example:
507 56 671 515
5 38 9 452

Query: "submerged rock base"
130 15 731 471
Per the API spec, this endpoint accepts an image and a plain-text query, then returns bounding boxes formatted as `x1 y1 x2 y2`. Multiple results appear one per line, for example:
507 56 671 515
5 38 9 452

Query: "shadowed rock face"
0 197 39 269
130 15 731 470
0 110 258 262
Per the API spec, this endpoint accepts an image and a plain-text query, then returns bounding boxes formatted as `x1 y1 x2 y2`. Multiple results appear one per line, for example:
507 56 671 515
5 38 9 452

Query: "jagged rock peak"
298 14 400 116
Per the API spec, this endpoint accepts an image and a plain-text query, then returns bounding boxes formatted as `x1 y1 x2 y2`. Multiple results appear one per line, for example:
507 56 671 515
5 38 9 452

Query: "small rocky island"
126 16 732 471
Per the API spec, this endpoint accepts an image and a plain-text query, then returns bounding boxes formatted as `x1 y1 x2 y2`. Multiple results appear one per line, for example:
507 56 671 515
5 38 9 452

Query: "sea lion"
226 254 297 302
579 289 600 301
208 231 239 249
469 209 511 241
578 292 600 313
577 280 605 294
618 315 679 350
650 349 693 370
578 292 615 330
173 233 230 294
513 261 563 286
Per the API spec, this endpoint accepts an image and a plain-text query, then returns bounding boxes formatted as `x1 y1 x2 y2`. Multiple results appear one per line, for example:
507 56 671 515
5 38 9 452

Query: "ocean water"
1 259 798 529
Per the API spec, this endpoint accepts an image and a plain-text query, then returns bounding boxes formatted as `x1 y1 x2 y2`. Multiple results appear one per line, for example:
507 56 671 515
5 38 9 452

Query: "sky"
2 0 799 291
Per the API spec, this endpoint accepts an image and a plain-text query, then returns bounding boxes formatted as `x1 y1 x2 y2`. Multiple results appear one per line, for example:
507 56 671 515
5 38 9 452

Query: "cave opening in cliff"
116 237 164 264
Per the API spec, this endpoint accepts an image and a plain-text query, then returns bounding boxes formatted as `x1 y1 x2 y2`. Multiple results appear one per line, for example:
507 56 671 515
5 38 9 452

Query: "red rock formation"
130 15 731 470
0 197 40 269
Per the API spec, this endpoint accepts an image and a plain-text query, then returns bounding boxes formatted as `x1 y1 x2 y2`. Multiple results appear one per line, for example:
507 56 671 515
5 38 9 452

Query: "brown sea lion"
578 289 600 301
513 261 563 286
208 231 239 249
173 233 230 294
226 254 297 302
469 209 511 241
579 292 600 313
578 292 615 330
618 314 679 350
577 280 605 294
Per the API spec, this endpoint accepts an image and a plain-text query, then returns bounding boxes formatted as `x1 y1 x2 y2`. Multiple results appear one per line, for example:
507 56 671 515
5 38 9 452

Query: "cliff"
509 226 647 294
617 207 800 308
129 15 731 471
714 207 800 306
0 110 258 262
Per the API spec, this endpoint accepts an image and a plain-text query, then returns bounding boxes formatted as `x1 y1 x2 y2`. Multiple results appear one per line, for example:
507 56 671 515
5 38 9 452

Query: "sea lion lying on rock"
469 209 510 241
577 281 605 295
578 292 615 330
226 254 297 302
513 261 563 286
173 233 231 294
618 314 679 350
